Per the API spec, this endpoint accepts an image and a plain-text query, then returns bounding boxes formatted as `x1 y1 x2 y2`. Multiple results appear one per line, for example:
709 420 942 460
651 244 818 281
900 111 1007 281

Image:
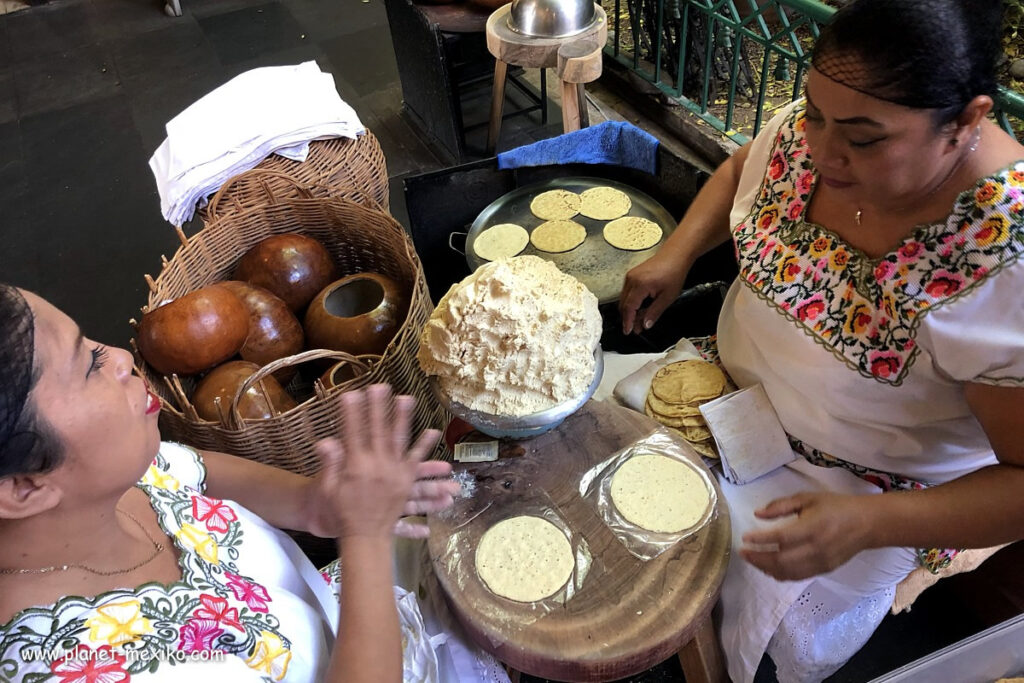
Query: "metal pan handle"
448 231 468 255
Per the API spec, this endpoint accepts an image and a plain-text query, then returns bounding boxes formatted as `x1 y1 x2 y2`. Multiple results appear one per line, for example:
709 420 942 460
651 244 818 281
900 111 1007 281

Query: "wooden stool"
428 401 731 682
485 3 607 153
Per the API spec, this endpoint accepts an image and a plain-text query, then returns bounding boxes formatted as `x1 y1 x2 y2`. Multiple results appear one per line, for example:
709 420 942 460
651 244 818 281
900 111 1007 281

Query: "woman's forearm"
866 463 1024 550
660 143 752 270
327 536 402 683
201 449 314 532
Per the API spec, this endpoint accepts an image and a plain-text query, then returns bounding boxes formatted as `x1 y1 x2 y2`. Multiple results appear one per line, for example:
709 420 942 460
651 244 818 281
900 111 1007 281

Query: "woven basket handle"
227 349 373 429
207 169 317 218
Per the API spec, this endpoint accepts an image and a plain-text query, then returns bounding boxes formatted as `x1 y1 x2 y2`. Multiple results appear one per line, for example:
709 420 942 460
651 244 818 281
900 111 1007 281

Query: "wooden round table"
428 400 731 682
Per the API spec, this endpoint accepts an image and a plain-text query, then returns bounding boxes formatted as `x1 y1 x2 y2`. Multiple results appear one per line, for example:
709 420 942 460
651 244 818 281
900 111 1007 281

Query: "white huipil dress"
713 99 1024 682
0 442 510 683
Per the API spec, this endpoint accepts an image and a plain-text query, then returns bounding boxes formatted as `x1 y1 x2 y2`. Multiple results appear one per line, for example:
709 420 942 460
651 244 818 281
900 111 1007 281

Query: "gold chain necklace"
0 509 166 576
854 125 981 226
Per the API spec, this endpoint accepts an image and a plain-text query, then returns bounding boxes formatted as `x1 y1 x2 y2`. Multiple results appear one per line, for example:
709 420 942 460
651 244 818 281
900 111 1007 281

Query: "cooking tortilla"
530 220 587 253
530 190 581 220
475 515 575 602
603 216 663 251
473 223 530 261
579 186 632 220
610 454 711 533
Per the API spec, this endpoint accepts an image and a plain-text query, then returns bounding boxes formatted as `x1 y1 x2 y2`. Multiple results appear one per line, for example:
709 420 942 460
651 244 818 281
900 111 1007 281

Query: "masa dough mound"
610 454 711 533
579 186 632 220
530 190 581 220
475 516 575 602
530 220 587 253
603 216 663 251
474 223 529 261
417 255 601 416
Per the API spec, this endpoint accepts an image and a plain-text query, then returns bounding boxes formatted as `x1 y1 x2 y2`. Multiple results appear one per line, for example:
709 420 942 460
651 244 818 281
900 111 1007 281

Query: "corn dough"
530 189 581 220
417 256 601 416
610 454 711 533
475 516 575 602
474 223 530 261
603 216 663 251
530 220 587 253
579 186 632 220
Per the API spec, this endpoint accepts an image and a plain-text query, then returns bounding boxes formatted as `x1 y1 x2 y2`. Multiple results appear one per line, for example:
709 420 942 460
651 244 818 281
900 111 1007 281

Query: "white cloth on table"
149 61 365 226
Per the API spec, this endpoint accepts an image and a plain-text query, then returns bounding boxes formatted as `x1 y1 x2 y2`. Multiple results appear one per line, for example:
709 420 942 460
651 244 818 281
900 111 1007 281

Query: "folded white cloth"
609 339 706 410
149 61 365 226
699 384 795 485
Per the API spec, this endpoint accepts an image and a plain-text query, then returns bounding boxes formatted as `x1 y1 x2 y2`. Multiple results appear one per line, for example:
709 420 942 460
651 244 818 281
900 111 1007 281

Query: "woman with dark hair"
0 286 507 682
621 0 1023 680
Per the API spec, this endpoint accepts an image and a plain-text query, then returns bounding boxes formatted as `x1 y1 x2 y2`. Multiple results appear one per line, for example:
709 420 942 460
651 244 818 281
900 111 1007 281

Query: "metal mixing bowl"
507 0 598 38
429 348 604 440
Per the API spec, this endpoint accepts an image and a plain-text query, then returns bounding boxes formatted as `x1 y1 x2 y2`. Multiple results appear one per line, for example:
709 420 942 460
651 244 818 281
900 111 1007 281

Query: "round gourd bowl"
304 273 409 357
508 0 597 38
429 348 604 440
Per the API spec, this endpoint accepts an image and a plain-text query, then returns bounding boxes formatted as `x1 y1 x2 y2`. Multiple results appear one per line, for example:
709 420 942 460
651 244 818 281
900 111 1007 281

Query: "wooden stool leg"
487 60 509 154
576 82 589 128
561 79 582 132
678 614 728 683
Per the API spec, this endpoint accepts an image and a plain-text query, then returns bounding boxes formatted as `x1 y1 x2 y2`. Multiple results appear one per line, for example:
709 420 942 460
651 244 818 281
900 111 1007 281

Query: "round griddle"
465 177 677 304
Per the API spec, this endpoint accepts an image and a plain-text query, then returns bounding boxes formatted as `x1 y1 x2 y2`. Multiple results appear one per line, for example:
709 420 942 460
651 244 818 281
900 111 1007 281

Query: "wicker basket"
136 177 447 477
197 131 389 225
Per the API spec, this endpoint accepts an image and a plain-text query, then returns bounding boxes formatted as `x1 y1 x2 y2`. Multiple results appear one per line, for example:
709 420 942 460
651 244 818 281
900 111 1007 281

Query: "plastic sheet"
433 460 594 626
579 428 717 560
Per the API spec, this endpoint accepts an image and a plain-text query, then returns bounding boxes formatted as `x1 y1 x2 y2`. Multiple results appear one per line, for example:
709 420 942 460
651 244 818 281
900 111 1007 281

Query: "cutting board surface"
428 400 731 682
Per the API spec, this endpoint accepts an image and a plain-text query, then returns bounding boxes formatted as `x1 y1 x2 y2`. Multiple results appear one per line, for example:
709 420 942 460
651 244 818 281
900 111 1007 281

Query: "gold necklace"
0 509 166 577
854 126 981 227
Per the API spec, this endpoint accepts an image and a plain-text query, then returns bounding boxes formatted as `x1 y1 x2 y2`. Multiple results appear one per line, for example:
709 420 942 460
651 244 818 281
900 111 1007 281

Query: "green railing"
605 0 1024 144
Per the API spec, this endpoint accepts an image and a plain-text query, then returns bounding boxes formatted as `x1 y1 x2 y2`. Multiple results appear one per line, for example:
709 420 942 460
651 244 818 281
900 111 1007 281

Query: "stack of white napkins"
149 61 366 226
699 384 795 484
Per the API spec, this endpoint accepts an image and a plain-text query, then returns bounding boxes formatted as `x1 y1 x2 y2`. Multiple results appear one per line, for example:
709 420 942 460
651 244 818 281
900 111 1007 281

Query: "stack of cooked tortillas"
644 360 726 458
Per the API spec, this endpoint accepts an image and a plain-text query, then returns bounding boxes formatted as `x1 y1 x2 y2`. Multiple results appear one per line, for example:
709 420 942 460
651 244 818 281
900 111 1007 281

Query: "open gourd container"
133 172 448 477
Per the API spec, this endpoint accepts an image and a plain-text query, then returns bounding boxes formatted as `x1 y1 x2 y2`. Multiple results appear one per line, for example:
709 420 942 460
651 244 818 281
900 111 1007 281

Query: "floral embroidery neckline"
797 157 1024 268
0 488 194 633
733 103 1024 385
1 448 296 681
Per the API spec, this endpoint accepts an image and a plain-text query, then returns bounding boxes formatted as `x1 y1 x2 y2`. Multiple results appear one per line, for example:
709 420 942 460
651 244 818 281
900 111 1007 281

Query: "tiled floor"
0 1 1019 682
0 0 559 345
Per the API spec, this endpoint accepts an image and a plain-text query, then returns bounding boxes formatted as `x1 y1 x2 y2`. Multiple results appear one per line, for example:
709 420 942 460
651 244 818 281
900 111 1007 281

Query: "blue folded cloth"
497 121 660 175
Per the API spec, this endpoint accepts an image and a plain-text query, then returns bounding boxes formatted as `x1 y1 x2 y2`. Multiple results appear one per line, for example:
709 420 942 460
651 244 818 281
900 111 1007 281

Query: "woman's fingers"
740 545 825 581
406 428 441 464
393 518 431 538
392 395 414 456
415 459 453 479
367 384 392 456
619 280 654 334
755 494 810 519
409 477 460 501
403 495 454 516
314 437 345 488
638 290 677 331
341 390 369 458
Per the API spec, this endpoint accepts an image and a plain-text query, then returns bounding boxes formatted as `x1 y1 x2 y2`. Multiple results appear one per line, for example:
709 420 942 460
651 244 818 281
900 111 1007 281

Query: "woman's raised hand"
619 252 689 335
306 385 455 541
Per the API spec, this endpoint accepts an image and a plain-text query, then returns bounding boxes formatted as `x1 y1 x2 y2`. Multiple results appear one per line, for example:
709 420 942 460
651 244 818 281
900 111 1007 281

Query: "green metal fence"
604 0 1024 144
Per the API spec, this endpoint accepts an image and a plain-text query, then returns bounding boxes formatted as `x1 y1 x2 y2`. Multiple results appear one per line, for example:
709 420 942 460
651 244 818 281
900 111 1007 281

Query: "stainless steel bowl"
429 348 604 440
507 0 598 38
